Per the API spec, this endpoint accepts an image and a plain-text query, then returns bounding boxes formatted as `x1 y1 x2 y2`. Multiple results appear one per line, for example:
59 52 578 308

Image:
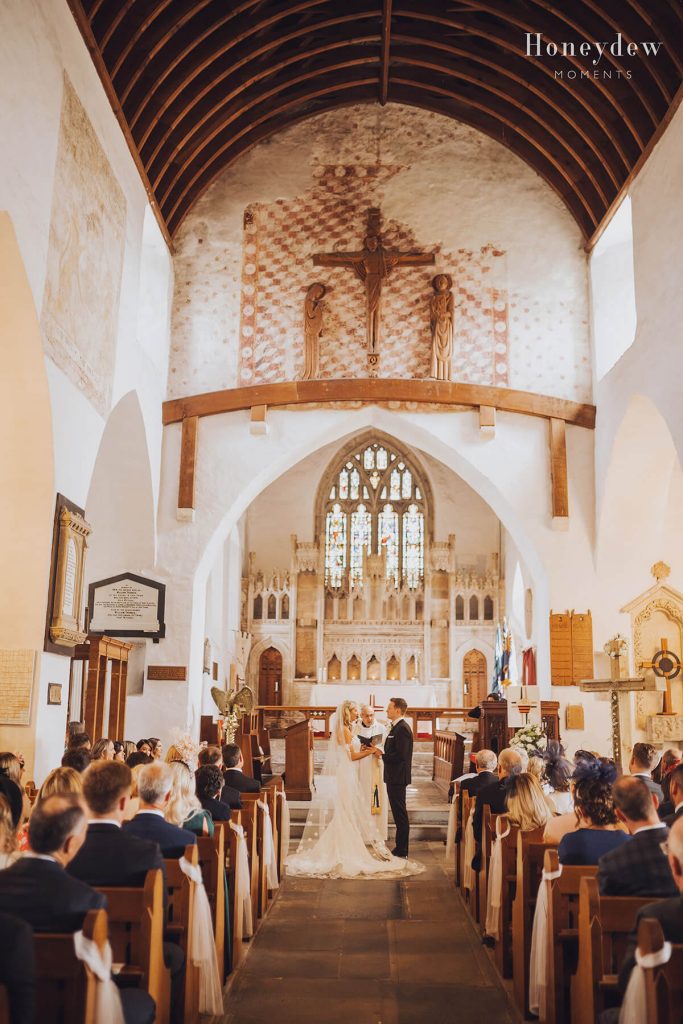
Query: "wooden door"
463 649 487 708
258 647 282 706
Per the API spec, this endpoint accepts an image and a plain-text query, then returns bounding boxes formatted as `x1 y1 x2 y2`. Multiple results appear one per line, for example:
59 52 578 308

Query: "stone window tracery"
321 440 427 589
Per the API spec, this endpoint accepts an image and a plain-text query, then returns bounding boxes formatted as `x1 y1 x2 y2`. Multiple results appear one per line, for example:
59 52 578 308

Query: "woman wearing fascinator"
286 700 424 879
557 758 631 865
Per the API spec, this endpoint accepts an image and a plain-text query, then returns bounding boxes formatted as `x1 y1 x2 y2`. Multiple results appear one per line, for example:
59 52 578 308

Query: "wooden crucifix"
639 637 681 716
312 208 435 367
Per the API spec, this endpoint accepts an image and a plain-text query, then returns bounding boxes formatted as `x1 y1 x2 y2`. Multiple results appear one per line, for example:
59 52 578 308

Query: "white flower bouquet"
510 723 547 754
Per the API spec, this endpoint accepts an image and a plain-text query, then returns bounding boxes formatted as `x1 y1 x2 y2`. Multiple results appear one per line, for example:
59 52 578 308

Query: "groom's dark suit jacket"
383 719 413 785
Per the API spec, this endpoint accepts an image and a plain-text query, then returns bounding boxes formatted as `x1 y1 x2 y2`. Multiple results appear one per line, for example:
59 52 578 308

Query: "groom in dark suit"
382 697 413 858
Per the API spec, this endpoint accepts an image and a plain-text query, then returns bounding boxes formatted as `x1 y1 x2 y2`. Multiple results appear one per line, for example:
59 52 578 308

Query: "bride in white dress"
286 700 423 879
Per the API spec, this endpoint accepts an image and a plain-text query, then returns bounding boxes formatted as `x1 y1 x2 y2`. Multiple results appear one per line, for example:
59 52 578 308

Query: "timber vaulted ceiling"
68 0 683 243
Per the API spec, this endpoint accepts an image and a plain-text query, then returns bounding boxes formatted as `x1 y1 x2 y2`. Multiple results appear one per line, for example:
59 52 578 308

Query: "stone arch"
247 635 291 696
0 214 55 774
85 390 156 585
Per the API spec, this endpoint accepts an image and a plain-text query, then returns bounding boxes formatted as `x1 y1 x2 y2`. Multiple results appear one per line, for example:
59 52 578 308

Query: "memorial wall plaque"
88 573 166 639
45 494 91 655
147 665 187 681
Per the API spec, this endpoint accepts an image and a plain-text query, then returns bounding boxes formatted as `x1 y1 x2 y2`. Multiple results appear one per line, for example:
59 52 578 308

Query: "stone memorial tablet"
88 573 166 639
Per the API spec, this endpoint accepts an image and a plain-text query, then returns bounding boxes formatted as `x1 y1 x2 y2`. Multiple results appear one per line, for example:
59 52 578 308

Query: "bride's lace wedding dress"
286 709 424 879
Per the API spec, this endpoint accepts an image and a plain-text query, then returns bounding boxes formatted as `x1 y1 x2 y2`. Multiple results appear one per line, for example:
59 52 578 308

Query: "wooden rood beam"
549 417 569 526
380 0 393 105
177 415 199 521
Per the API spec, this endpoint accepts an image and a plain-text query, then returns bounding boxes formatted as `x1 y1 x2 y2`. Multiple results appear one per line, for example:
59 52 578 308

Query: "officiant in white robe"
356 705 389 843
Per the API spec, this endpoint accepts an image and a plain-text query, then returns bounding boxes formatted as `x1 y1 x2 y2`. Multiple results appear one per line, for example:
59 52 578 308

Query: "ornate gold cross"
639 637 681 716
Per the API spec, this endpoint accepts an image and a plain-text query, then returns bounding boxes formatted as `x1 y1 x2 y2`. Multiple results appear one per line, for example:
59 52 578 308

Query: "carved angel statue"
211 684 255 742
429 274 454 380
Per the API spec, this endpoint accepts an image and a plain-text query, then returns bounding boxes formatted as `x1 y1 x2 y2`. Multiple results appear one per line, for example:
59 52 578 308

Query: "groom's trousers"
387 784 410 856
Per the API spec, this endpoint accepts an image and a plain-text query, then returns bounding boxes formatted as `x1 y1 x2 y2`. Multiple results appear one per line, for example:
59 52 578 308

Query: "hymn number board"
550 610 594 686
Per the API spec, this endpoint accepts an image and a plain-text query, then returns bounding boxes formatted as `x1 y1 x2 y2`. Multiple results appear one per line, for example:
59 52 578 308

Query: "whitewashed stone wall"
171 104 591 402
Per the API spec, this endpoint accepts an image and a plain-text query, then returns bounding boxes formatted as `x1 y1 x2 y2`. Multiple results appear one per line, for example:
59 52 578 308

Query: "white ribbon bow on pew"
445 798 457 861
257 800 280 890
485 816 511 940
179 856 224 1015
462 806 476 893
73 930 126 1024
619 939 672 1024
276 790 290 865
229 821 254 938
528 863 563 1018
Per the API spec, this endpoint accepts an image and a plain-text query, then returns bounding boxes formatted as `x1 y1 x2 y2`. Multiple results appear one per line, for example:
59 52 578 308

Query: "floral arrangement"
510 723 547 754
168 728 200 772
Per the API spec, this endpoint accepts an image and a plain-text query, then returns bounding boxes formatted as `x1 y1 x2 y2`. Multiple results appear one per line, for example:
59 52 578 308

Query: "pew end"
638 917 683 1024
34 908 108 1024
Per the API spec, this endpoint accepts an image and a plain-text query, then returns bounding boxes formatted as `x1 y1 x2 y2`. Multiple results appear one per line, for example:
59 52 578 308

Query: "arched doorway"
463 650 487 708
258 647 283 706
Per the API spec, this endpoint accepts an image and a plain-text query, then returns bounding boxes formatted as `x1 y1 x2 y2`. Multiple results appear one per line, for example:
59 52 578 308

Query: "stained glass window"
378 504 399 584
323 441 426 588
325 504 346 587
403 505 424 588
390 469 401 500
350 505 371 583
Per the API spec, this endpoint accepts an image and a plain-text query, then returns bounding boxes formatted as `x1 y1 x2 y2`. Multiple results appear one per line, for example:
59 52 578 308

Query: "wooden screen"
550 611 594 686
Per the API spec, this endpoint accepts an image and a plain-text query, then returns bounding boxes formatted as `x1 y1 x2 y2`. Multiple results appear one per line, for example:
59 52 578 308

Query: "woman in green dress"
166 760 214 836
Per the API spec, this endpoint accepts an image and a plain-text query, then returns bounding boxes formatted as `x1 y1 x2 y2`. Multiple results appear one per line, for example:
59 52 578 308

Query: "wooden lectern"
284 719 314 800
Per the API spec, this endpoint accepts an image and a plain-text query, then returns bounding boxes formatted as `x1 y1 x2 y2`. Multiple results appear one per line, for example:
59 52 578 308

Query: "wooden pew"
264 775 287 880
638 917 683 1024
223 814 249 968
34 908 107 1024
545 850 597 1024
512 830 550 1016
570 876 663 1024
165 844 199 1024
492 819 520 979
477 806 498 929
239 794 262 927
97 867 170 1024
284 718 314 800
197 827 226 981
432 731 465 796
460 791 480 923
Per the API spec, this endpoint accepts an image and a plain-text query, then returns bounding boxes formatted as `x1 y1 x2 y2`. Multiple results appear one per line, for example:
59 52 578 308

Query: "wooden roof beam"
380 0 393 105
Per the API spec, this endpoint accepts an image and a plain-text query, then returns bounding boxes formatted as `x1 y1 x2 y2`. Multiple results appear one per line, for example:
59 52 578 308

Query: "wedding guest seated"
0 796 154 1024
0 753 30 824
38 767 83 801
597 776 677 897
662 763 683 826
67 731 92 754
558 758 630 864
113 741 126 762
0 912 34 1024
471 747 526 870
629 741 664 801
136 739 153 757
122 740 137 761
0 785 22 868
68 761 164 887
123 762 197 857
456 749 497 839
542 741 574 814
222 743 260 794
61 748 91 773
198 746 242 808
126 750 153 770
196 765 239 820
658 751 683 818
0 795 104 931
505 773 554 832
90 738 115 761
148 737 163 760
68 761 184 1024
616 815 683 995
166 761 213 836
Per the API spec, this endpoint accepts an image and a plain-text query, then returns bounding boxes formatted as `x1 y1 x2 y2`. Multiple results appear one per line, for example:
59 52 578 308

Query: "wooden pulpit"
284 719 314 800
479 699 509 753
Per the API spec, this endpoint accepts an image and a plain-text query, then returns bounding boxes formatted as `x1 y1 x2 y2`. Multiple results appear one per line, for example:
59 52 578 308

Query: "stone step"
288 822 446 841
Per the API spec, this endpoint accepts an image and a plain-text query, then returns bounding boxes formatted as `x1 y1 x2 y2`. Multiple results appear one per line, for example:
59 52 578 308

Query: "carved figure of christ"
313 210 435 357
